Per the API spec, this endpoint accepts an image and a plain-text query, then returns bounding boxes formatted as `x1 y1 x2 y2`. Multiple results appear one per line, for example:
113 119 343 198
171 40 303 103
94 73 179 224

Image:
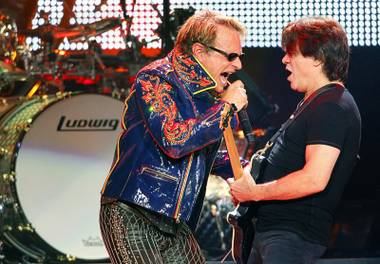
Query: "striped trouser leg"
99 202 206 264
160 223 206 264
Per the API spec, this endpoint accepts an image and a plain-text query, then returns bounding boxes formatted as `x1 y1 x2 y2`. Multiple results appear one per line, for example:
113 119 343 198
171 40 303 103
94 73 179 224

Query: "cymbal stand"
83 40 104 81
120 0 145 62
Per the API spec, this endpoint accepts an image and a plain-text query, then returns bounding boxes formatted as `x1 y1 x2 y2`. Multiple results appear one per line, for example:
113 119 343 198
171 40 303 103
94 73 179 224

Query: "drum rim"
1 92 117 261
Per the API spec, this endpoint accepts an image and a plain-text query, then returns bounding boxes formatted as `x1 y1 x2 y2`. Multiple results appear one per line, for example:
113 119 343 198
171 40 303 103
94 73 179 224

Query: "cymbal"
19 18 121 43
19 25 84 41
0 71 28 82
69 18 122 41
0 61 28 81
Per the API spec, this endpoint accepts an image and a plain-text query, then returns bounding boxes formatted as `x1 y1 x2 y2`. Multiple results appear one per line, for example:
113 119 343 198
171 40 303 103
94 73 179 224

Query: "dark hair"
282 17 349 82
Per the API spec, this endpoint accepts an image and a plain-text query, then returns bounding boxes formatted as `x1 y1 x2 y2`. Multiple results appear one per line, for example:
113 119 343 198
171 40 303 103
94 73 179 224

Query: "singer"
99 10 248 263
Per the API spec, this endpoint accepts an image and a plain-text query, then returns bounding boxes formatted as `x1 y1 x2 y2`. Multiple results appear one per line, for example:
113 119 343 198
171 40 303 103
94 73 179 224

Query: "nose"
282 53 290 64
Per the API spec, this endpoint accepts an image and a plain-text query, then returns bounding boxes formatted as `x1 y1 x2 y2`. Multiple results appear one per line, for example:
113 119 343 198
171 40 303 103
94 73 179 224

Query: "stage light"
29 0 380 50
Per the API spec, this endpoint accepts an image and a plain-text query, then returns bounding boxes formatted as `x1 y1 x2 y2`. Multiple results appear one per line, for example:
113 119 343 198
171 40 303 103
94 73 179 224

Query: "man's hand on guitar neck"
227 162 258 203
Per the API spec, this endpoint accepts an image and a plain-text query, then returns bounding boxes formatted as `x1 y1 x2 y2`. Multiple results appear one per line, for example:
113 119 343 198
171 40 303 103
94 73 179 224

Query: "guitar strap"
253 83 342 159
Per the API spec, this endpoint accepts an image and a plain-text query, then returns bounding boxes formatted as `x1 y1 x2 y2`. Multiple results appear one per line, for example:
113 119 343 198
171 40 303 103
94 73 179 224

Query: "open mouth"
220 72 231 87
285 68 292 80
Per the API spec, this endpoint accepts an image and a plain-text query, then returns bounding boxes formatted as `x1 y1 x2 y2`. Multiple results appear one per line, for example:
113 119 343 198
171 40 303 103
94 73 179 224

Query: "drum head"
14 93 123 259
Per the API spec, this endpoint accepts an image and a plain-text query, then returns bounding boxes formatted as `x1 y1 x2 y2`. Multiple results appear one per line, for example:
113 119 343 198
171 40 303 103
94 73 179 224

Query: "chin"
290 83 298 91
214 86 225 94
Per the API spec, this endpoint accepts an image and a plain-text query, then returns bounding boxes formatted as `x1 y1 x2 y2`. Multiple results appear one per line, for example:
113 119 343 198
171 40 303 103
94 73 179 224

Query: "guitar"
223 123 267 264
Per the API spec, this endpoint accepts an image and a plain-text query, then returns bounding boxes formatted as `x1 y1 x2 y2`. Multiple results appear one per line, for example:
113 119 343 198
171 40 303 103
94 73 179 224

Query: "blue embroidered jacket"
101 49 238 229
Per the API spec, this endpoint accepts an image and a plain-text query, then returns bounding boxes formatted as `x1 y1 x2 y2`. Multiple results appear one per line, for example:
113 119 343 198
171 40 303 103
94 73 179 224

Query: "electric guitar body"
223 124 267 264
227 202 256 263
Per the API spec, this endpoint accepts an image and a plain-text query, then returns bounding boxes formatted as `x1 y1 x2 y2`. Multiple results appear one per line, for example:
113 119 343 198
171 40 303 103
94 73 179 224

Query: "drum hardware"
15 122 31 133
19 25 84 43
67 18 122 43
2 173 15 182
0 194 14 207
17 17 133 96
0 71 28 82
26 80 43 98
0 147 8 158
1 232 46 263
0 11 18 66
19 18 122 48
0 147 13 162
19 26 71 91
16 224 34 233
57 254 76 262
1 119 33 134
0 196 4 208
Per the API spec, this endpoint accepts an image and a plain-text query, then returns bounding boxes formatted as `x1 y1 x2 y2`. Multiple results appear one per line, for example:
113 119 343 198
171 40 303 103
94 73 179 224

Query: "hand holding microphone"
223 80 255 143
222 80 248 111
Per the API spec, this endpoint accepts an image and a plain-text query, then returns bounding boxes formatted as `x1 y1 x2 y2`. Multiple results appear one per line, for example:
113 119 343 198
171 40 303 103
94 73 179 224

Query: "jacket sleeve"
134 72 234 159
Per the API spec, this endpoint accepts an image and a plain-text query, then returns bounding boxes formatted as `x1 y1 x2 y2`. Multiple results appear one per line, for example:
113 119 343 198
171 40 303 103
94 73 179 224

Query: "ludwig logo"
82 236 104 247
57 116 119 131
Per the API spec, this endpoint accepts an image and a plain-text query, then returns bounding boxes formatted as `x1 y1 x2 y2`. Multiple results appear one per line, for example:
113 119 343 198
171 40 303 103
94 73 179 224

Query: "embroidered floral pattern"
140 75 196 145
173 52 214 87
139 57 172 75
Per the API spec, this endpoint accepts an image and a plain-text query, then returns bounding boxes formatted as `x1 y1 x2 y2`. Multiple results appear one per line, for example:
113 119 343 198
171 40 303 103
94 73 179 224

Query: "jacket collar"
169 48 217 95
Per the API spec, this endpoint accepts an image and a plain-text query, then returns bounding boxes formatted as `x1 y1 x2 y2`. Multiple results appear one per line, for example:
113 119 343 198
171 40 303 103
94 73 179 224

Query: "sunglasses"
202 44 244 62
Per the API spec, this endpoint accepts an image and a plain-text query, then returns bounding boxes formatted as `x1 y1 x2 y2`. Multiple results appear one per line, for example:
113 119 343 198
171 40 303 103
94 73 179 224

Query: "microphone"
238 109 255 144
227 80 255 144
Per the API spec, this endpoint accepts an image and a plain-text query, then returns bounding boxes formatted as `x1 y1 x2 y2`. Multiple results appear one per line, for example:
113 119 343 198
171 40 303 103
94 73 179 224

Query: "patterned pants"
99 201 206 264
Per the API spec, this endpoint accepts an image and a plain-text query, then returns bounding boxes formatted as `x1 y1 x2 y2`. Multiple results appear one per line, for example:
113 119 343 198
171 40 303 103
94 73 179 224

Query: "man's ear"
313 59 323 67
192 42 206 59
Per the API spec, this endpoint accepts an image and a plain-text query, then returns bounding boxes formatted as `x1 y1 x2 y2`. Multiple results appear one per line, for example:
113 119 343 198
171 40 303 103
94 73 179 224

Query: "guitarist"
228 17 361 264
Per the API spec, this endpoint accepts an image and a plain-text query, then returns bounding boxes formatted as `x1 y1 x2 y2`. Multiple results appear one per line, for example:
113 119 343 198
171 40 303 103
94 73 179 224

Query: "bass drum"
0 93 124 262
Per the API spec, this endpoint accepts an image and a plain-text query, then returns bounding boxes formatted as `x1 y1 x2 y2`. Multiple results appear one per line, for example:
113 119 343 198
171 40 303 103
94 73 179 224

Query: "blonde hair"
175 10 246 54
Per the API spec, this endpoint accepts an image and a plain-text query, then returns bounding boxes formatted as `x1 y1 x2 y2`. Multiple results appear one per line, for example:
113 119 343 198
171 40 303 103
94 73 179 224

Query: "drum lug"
57 254 76 262
0 98 9 106
15 122 31 132
3 225 12 231
0 194 14 207
2 172 15 182
17 223 34 233
0 147 9 158
55 91 68 99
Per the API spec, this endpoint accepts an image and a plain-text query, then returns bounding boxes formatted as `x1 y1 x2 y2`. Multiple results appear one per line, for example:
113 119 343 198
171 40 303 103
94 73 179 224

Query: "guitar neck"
223 125 243 180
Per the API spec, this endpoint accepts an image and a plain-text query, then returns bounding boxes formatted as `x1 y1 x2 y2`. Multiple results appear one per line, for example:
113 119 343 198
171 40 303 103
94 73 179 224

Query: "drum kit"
0 13 135 99
0 10 236 264
0 11 147 263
